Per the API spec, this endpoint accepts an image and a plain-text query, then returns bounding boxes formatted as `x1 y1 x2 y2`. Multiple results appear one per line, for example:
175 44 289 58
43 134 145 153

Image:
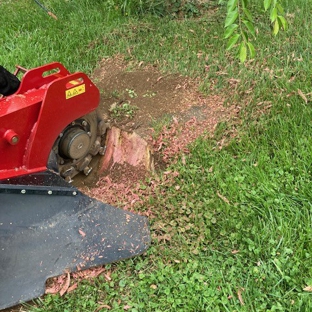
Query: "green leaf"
247 42 256 58
227 0 238 12
278 15 287 30
243 20 256 37
224 24 238 39
273 19 279 35
239 42 247 62
270 7 278 23
276 3 284 14
263 0 272 11
225 9 238 28
226 34 240 50
243 7 253 21
241 0 249 9
242 30 249 42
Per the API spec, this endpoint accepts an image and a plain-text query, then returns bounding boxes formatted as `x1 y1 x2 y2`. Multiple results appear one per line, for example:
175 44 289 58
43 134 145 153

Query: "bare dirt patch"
94 57 202 136
77 56 239 210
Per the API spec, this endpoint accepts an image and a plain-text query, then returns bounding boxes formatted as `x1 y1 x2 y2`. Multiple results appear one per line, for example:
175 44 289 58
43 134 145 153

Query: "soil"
76 56 238 202
2 56 240 312
95 57 223 136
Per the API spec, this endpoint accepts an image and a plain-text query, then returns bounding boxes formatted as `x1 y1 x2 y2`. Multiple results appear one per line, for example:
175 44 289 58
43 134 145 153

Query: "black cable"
33 0 57 19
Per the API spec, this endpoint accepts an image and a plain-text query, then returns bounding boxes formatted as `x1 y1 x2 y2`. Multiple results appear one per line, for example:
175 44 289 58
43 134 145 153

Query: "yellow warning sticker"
65 84 86 99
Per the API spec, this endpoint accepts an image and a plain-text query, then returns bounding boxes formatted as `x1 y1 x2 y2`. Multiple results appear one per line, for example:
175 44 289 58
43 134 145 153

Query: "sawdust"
77 55 239 208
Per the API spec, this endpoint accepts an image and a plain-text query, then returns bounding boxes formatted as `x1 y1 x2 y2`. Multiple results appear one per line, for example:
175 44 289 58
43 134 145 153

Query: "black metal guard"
0 171 150 309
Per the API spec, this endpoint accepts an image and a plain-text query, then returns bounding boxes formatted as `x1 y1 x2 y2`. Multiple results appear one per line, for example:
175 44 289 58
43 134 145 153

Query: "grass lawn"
1 0 312 311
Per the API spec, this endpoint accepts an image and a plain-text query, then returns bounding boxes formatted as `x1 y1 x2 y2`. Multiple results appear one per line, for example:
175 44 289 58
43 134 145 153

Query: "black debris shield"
0 171 150 310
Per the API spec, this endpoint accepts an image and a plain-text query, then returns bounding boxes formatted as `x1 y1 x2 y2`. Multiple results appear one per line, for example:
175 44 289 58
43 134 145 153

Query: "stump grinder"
0 63 150 309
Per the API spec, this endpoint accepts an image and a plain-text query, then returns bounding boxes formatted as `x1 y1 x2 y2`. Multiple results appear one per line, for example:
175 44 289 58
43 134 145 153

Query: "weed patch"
109 102 138 119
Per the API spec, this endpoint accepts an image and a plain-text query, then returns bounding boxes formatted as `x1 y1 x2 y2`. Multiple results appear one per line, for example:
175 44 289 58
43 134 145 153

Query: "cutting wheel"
49 111 107 181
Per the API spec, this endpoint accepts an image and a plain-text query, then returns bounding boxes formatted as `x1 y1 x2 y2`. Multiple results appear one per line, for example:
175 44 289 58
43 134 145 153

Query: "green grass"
2 0 312 311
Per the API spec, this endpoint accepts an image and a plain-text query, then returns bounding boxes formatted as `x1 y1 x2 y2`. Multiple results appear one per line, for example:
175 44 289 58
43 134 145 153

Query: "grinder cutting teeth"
0 63 150 310
50 111 108 182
